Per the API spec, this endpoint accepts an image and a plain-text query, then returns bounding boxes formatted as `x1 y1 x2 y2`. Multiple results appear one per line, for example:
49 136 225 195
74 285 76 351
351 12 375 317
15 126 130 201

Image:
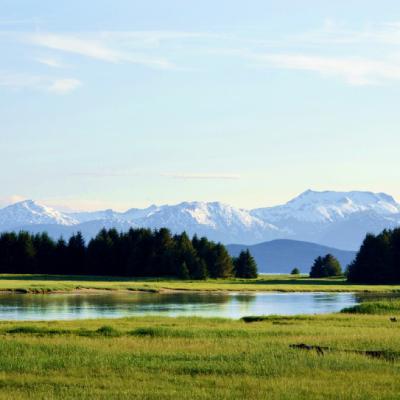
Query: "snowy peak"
70 205 162 223
0 200 78 229
125 201 279 244
0 191 399 249
134 201 277 231
122 205 159 220
253 190 400 223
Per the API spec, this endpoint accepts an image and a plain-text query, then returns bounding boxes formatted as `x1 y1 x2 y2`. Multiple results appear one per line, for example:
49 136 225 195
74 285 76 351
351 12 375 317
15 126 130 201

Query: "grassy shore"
0 274 399 293
0 275 399 398
0 309 398 399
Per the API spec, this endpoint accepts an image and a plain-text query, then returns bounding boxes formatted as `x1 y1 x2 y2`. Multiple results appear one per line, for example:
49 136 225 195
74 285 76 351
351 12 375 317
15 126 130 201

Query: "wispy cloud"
214 21 400 86
48 78 81 94
289 20 400 46
0 72 82 94
246 52 400 85
5 23 400 87
72 171 140 178
26 33 176 69
163 173 241 180
36 57 65 68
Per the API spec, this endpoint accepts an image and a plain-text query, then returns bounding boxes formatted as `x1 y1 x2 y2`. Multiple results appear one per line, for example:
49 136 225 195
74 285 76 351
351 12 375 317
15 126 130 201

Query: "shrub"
291 268 300 275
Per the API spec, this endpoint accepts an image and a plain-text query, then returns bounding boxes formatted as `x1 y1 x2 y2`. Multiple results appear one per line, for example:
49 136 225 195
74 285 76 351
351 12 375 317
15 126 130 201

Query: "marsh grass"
0 273 400 293
0 313 398 399
341 299 400 314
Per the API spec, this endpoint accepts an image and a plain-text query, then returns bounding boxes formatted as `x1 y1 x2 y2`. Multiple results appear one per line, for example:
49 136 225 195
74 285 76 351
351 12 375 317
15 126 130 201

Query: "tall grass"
0 313 399 399
0 273 400 293
341 299 400 314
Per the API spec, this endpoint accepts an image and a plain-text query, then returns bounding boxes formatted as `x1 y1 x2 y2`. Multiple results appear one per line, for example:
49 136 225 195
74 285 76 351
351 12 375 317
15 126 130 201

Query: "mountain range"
0 190 399 250
227 239 357 274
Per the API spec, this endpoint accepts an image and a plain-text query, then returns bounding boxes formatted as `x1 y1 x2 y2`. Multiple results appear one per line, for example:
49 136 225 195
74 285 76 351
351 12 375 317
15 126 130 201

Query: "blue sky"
1 0 399 210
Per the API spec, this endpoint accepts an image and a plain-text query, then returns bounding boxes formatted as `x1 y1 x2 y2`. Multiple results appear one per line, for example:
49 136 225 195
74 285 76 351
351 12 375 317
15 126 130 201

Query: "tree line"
305 227 400 283
347 228 400 283
0 228 258 279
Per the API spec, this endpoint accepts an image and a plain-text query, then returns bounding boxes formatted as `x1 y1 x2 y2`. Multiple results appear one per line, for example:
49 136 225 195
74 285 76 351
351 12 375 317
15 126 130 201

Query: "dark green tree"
190 259 208 280
0 227 241 279
309 256 324 278
33 232 56 274
67 232 86 274
310 254 342 278
347 228 399 283
177 261 190 280
209 243 234 278
15 231 36 274
291 267 300 275
234 250 258 278
324 254 342 276
55 237 68 274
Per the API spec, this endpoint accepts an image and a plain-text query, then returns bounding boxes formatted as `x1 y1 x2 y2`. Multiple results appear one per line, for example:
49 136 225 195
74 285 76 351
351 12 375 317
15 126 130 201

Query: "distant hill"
227 239 357 274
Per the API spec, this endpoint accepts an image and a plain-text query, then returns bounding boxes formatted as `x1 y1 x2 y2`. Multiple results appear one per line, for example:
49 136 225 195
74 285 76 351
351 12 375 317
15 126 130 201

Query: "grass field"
0 310 398 399
0 274 399 293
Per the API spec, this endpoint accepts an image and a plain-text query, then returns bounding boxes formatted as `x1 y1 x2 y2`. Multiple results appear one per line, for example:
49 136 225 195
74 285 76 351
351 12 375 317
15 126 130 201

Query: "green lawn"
0 311 398 399
0 274 399 293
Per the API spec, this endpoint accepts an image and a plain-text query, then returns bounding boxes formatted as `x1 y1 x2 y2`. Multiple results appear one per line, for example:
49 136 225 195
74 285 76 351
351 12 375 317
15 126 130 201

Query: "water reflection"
0 291 370 321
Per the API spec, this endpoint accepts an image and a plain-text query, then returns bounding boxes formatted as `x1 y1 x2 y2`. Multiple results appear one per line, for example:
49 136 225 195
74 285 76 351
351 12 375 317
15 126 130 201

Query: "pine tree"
15 231 36 274
56 237 68 274
323 254 342 276
347 228 400 283
33 232 56 274
309 254 342 278
309 256 324 277
209 244 234 278
190 259 208 280
234 250 258 278
0 227 241 279
177 261 190 280
67 232 86 274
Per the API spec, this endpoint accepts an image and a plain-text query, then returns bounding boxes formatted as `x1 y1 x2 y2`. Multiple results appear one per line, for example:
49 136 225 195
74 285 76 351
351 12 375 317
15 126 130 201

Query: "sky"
0 0 400 211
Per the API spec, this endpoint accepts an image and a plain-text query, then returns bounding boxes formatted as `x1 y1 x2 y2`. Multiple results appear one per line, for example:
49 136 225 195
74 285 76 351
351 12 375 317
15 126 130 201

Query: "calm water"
0 291 362 321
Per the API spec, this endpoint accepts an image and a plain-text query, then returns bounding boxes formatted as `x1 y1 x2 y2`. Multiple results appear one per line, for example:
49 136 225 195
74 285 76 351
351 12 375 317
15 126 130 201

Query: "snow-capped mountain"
129 202 279 243
68 205 160 223
252 190 400 223
68 201 280 243
0 200 78 230
1 190 399 249
251 190 400 249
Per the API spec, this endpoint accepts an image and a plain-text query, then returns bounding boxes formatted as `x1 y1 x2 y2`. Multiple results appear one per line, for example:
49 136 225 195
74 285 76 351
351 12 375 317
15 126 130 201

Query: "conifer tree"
68 232 86 274
309 254 341 278
234 250 258 278
209 243 234 278
177 261 190 280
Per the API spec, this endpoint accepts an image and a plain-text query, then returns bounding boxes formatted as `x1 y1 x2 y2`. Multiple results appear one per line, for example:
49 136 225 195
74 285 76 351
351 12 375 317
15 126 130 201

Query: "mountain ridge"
1 190 399 249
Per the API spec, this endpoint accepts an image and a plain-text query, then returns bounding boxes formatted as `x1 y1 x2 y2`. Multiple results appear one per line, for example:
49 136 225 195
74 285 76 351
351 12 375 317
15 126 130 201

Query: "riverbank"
0 274 399 294
0 306 399 399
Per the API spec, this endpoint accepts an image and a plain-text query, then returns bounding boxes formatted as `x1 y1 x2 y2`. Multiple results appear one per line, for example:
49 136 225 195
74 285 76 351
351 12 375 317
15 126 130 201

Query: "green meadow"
0 310 399 399
0 274 400 293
